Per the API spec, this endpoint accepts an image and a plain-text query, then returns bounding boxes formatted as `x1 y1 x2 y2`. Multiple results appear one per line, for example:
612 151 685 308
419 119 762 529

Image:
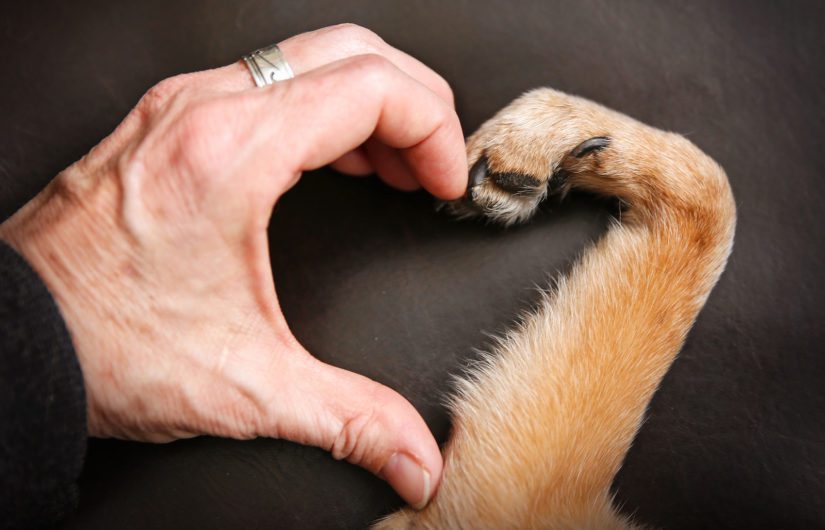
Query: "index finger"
243 54 468 200
278 24 455 107
211 24 455 108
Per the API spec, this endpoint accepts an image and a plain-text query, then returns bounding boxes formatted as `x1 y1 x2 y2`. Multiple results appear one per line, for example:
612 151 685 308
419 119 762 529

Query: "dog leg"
375 88 735 529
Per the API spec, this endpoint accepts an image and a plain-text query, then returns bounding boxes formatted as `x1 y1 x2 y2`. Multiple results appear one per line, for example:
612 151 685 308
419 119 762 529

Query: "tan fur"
375 88 736 529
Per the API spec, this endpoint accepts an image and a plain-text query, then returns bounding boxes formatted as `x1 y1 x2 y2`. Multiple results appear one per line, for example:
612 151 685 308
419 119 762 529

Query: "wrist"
0 167 129 435
2 168 121 305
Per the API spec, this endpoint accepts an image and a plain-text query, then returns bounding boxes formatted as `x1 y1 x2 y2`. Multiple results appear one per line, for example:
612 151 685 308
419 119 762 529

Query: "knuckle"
138 74 191 116
329 23 385 52
181 95 239 145
330 388 398 467
436 75 455 106
350 53 395 87
178 98 222 136
331 409 377 463
169 97 237 178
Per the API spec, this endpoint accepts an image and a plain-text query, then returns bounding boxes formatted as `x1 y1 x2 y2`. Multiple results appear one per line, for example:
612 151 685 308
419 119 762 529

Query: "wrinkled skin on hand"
0 24 468 509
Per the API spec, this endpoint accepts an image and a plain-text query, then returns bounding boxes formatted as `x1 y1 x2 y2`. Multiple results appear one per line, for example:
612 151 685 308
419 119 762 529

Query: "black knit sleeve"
0 240 87 529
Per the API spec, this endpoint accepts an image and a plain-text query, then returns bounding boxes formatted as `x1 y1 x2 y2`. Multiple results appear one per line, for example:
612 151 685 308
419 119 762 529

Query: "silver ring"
243 44 294 87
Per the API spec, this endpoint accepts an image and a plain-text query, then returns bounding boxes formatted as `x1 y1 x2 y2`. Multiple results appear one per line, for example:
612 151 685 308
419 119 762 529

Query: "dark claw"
572 136 611 158
468 156 488 191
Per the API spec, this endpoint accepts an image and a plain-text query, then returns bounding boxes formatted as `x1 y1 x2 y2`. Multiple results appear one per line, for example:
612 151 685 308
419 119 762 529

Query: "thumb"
263 348 443 509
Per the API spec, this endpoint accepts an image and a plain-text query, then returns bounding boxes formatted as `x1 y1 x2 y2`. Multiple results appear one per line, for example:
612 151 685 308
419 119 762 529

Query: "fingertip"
435 154 470 200
400 109 468 200
283 358 443 507
405 141 469 200
380 452 435 510
385 411 443 509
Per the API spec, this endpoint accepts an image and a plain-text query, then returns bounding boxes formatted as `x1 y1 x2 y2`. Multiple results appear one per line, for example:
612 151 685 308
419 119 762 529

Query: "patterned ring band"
243 44 295 87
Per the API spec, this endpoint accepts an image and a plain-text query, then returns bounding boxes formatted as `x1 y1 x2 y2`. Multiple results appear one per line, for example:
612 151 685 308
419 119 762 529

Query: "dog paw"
442 89 614 226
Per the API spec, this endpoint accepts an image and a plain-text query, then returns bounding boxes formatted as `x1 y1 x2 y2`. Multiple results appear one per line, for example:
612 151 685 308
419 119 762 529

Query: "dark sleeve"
0 240 87 529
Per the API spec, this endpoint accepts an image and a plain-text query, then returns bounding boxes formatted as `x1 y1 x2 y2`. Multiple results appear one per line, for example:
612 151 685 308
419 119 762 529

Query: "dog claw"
572 136 611 158
468 156 488 192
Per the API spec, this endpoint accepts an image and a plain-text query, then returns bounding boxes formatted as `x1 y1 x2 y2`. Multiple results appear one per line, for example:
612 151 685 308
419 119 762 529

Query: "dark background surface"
2 1 824 528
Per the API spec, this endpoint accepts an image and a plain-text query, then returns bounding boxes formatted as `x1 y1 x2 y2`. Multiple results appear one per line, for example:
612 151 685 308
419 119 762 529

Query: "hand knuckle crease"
331 409 376 463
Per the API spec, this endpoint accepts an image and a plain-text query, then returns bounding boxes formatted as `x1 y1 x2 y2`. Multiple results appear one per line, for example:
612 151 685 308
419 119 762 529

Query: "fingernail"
380 452 432 510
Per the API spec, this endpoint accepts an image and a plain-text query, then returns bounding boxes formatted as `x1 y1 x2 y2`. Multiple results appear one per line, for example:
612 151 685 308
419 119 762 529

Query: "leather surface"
2 1 824 528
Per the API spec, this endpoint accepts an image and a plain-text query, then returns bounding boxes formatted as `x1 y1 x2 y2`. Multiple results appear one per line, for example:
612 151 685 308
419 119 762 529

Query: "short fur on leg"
374 88 736 529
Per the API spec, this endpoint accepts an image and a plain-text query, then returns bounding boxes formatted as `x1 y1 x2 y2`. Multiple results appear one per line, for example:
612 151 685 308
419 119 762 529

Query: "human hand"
0 24 467 509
